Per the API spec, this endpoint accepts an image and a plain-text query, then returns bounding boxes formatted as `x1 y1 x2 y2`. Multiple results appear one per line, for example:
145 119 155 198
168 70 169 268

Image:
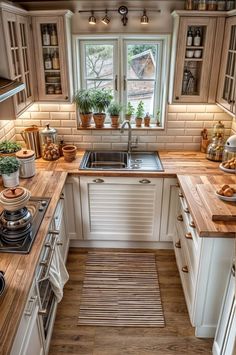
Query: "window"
75 35 170 127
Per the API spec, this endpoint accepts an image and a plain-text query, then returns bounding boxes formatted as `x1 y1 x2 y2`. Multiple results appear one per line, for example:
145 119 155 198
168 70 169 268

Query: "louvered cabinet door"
80 177 163 242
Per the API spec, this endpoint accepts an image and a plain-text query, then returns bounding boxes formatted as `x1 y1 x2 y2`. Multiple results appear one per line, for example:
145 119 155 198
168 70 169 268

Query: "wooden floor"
49 248 213 355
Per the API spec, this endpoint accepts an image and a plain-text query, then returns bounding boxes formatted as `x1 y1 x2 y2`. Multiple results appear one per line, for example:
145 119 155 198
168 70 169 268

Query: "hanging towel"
49 243 69 302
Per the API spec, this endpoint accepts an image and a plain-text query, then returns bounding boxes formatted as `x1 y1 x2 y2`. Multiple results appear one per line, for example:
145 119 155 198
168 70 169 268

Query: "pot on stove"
0 208 32 231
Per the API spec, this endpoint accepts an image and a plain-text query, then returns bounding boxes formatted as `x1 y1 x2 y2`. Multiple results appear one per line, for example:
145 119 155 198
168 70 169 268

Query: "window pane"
86 80 113 91
127 44 158 80
85 44 113 79
127 81 155 116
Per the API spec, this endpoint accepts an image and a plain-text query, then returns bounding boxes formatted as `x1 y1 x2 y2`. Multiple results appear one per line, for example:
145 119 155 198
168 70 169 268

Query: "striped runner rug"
78 252 165 327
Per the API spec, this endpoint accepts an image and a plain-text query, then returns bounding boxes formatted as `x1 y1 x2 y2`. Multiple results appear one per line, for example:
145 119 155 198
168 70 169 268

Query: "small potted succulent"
135 101 145 127
92 88 113 128
73 89 93 128
0 141 21 157
125 102 135 121
0 156 21 187
107 101 123 128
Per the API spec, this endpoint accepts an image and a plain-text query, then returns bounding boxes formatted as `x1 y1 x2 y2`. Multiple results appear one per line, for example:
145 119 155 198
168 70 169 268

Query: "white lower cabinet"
213 264 236 355
11 282 44 355
64 175 83 240
174 189 235 338
80 176 164 242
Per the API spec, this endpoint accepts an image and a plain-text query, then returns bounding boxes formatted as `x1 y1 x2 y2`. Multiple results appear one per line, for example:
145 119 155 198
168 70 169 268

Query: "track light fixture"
102 10 110 25
88 11 96 25
141 9 149 25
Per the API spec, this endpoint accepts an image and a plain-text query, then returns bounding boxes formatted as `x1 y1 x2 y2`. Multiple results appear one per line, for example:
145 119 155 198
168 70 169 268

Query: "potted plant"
73 89 93 128
92 88 113 128
144 112 151 127
0 141 21 157
107 101 123 128
125 102 135 121
135 101 145 127
0 156 21 187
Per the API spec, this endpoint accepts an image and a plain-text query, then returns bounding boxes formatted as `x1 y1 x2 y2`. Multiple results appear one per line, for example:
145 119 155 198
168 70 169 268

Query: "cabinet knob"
231 264 235 277
184 207 190 214
175 240 181 248
185 232 193 240
177 214 183 222
189 221 196 228
139 179 151 184
93 178 104 183
175 96 179 100
182 265 189 273
65 96 68 100
175 182 180 188
38 309 47 315
178 192 184 198
57 242 63 246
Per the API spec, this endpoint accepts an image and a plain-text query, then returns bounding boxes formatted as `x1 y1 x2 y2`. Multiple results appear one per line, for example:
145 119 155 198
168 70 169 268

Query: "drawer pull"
178 192 184 198
25 296 37 316
185 232 193 240
49 230 60 235
139 179 151 184
38 309 47 316
184 207 190 214
93 178 104 183
177 215 183 222
189 221 196 228
57 242 63 246
175 241 181 248
231 264 235 277
182 266 189 273
176 183 180 188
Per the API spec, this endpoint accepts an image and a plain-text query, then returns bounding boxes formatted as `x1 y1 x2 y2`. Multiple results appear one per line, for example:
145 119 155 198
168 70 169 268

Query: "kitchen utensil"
220 135 236 172
21 126 41 159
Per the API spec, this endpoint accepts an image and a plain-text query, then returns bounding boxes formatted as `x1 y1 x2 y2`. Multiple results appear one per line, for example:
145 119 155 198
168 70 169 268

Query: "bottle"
208 0 217 10
52 51 60 70
185 0 194 9
186 28 193 46
50 25 58 46
193 29 201 46
198 0 207 10
226 1 235 10
217 0 226 10
42 25 50 46
44 54 52 69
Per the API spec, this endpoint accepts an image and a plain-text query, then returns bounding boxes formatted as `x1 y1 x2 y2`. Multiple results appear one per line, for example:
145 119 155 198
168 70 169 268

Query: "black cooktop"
0 197 51 254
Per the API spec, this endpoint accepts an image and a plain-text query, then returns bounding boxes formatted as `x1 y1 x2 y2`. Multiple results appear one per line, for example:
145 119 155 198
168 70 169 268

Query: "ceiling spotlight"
89 11 96 25
141 9 149 24
102 10 110 25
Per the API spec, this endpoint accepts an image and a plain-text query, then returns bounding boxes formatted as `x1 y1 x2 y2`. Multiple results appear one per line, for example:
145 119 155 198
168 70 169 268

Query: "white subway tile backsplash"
40 104 60 112
185 121 204 128
196 113 214 121
139 136 156 143
186 105 206 113
185 128 203 136
156 136 175 143
102 135 120 143
168 121 185 128
31 112 50 120
213 112 233 121
168 105 187 113
167 129 185 136
27 103 39 112
50 112 70 120
56 128 72 135
206 105 223 113
93 143 112 150
111 143 129 150
77 143 93 149
167 113 177 121
165 143 184 150
177 113 195 121
183 143 200 151
83 135 101 142
175 136 193 143
60 103 76 112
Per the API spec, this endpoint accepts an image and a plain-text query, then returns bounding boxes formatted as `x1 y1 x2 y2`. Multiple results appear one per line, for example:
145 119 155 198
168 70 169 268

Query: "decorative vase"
135 117 142 127
144 116 151 127
2 170 19 188
79 112 93 128
110 115 120 128
62 145 77 162
93 113 106 128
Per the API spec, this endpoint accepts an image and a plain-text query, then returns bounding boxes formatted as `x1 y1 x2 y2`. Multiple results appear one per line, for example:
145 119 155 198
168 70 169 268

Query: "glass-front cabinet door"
217 17 236 115
32 16 70 101
173 17 216 103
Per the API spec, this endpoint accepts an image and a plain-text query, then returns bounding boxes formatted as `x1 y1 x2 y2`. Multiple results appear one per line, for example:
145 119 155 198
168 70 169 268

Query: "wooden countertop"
0 171 67 355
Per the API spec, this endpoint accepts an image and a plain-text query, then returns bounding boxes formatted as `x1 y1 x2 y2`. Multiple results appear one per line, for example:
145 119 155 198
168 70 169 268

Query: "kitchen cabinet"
64 175 83 240
213 263 236 355
31 10 73 102
10 281 45 355
217 16 236 115
0 2 35 118
160 178 178 242
174 187 235 338
169 11 225 103
80 176 163 242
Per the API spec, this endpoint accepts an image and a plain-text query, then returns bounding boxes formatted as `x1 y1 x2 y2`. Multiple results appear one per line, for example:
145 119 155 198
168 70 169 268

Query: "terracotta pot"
135 117 142 127
93 113 106 128
125 114 132 121
62 145 77 162
110 115 120 128
79 112 93 128
144 117 151 127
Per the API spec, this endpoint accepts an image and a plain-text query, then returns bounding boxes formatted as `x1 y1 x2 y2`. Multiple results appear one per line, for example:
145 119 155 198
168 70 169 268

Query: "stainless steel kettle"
21 125 41 158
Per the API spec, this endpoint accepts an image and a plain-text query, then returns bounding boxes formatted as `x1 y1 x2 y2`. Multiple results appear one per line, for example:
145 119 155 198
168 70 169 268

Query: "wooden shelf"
186 46 204 49
184 58 203 61
77 123 163 130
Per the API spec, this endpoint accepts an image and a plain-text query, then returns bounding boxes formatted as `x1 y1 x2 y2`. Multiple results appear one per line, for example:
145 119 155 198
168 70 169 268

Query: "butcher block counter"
0 171 67 355
0 151 235 354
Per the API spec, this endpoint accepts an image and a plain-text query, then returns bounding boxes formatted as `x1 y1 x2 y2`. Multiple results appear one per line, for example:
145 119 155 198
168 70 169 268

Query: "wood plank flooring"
49 248 213 355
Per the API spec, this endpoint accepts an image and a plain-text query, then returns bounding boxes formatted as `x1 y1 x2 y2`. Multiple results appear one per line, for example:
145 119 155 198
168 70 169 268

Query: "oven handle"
39 232 59 278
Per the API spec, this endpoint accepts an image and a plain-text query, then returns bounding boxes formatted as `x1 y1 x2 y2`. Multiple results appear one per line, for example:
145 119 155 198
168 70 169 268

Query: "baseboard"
195 324 216 338
69 240 173 249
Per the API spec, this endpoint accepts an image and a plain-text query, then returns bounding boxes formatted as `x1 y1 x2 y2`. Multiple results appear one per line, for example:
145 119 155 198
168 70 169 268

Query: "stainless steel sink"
80 151 164 171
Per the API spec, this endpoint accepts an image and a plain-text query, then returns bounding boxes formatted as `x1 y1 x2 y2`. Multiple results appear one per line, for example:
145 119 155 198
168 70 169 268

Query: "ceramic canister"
16 149 36 178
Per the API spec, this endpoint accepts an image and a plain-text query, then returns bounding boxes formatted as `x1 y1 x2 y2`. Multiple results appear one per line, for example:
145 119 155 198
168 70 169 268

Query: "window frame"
74 34 171 128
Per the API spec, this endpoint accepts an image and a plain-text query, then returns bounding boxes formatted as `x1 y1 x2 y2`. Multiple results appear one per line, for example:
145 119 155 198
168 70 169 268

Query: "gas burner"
0 197 51 254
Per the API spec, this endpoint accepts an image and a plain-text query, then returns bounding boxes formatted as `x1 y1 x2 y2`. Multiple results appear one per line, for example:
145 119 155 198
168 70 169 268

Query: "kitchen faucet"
120 120 133 154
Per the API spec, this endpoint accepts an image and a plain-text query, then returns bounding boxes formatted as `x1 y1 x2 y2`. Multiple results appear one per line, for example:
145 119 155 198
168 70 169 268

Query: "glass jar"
40 124 60 161
226 1 235 10
206 137 225 161
217 1 226 10
213 120 225 139
198 0 207 10
185 0 194 9
208 0 217 10
221 135 236 171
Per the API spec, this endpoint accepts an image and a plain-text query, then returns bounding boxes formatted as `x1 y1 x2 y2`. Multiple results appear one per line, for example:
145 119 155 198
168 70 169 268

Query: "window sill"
77 123 163 130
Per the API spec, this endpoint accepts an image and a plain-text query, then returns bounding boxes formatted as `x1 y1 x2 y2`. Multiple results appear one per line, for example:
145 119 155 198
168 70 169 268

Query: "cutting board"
196 184 236 221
